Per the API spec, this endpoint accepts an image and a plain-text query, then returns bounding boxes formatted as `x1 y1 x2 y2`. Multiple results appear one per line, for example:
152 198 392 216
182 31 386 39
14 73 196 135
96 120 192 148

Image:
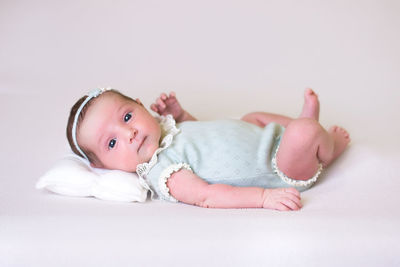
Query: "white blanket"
1 1 399 266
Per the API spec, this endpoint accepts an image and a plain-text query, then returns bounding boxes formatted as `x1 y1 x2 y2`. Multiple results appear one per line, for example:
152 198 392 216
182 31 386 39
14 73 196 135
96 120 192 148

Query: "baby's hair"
66 89 137 164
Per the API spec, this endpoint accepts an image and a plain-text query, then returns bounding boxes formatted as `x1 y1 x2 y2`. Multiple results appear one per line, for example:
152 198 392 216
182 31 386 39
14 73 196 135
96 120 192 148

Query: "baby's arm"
150 92 197 123
167 169 302 210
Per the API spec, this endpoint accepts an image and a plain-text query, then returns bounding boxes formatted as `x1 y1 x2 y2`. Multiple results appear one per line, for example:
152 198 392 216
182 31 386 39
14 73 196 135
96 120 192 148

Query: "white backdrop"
1 1 400 266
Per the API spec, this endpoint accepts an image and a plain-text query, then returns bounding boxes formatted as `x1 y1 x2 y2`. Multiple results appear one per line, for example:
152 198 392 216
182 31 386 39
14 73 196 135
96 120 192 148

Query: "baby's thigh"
276 118 323 180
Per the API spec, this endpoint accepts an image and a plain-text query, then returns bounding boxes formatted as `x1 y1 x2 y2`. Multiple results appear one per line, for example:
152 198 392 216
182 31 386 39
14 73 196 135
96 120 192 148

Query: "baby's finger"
160 93 168 101
280 198 302 211
285 187 300 197
291 195 302 208
156 98 166 109
150 104 159 113
169 91 176 98
274 202 290 211
282 190 302 208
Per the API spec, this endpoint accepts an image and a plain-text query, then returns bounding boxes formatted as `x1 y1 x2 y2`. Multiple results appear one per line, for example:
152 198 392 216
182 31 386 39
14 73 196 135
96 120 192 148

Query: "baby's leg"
241 112 293 127
276 118 350 180
242 88 320 127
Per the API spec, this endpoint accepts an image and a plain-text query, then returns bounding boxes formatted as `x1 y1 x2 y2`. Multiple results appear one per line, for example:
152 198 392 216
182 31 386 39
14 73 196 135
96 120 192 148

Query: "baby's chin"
115 153 155 173
142 141 159 160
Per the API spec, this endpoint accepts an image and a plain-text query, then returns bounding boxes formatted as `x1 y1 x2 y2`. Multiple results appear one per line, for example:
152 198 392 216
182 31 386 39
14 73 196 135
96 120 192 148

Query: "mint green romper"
136 115 321 202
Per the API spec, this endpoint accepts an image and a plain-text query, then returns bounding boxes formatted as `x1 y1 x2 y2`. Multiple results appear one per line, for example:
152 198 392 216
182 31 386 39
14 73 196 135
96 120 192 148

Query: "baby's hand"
150 92 185 121
262 188 302 211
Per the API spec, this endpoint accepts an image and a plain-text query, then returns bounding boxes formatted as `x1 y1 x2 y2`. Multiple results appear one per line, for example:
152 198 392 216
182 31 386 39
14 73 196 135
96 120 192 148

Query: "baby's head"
66 89 161 172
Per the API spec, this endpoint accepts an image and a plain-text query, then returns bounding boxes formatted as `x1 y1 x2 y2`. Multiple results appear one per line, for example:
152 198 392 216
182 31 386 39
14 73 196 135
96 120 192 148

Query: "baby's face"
78 93 161 172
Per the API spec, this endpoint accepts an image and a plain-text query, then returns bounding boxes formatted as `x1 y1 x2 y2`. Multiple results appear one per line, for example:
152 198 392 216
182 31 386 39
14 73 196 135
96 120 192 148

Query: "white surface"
1 0 400 266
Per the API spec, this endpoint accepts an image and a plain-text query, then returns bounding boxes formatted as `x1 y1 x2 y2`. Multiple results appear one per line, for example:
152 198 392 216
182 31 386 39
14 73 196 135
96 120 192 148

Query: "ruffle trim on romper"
136 115 191 201
271 144 323 187
158 163 192 202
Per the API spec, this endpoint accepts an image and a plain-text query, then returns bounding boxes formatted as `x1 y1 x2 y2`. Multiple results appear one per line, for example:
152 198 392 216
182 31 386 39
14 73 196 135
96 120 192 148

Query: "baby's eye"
124 112 132 122
108 138 116 149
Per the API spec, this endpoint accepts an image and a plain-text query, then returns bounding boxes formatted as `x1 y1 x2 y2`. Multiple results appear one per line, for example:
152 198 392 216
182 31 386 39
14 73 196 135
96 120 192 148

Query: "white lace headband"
72 87 112 161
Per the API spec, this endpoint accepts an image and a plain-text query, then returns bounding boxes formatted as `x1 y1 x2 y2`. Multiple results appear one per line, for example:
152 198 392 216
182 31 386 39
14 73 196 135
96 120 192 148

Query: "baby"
66 88 350 211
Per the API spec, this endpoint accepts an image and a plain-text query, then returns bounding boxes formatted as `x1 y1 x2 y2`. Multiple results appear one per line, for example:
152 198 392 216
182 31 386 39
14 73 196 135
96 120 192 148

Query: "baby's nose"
128 128 138 143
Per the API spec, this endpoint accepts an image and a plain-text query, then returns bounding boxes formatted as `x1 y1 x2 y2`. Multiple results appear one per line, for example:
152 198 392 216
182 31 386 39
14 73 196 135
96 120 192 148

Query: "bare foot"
324 126 351 167
299 88 320 121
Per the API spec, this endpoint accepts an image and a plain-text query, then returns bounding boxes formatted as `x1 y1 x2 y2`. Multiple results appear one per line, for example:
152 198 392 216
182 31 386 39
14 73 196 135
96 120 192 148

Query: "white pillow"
36 154 148 202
